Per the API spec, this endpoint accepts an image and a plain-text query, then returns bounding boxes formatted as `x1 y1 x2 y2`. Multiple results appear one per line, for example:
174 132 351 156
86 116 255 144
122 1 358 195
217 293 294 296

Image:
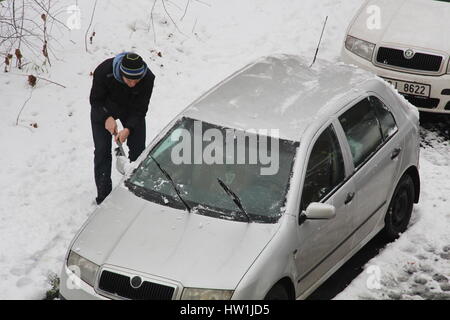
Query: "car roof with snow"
182 54 378 141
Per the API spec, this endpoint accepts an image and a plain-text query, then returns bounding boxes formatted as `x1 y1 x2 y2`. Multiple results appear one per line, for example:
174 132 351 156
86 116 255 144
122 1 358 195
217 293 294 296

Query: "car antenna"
309 15 329 68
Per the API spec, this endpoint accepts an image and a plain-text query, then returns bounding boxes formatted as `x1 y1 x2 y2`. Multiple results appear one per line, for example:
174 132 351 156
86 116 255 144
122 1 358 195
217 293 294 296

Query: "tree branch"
5 72 66 88
181 0 190 21
16 87 34 126
160 0 186 36
85 0 98 52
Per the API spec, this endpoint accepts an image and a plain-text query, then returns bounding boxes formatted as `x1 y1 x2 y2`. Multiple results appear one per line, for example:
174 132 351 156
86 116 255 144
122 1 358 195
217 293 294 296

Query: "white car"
341 0 450 114
60 55 420 300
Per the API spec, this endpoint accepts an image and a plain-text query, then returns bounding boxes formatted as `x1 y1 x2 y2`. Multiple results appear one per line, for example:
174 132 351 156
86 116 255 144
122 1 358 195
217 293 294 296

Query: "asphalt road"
308 111 450 300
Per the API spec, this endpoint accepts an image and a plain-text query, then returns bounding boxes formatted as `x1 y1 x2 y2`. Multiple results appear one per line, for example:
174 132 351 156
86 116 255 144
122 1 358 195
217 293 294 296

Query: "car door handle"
345 192 355 205
391 148 402 160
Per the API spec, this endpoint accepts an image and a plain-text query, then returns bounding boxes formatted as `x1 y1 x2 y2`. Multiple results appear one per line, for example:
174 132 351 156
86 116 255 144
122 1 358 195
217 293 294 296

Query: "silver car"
60 55 420 300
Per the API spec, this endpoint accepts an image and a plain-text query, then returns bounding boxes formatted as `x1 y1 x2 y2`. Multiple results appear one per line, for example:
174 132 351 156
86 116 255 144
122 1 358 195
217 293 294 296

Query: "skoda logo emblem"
130 276 143 289
404 49 415 60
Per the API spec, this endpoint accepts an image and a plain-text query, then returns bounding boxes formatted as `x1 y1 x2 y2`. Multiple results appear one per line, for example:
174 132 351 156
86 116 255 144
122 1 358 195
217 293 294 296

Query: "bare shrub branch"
160 0 186 36
16 88 34 126
85 0 98 52
1 0 66 71
181 0 190 21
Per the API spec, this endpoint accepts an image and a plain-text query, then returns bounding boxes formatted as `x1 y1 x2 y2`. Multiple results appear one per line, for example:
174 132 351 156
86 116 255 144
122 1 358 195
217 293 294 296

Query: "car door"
336 95 401 250
294 123 356 296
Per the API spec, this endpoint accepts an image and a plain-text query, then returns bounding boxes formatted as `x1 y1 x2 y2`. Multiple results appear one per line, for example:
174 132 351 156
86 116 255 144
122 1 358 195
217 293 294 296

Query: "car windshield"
126 117 299 223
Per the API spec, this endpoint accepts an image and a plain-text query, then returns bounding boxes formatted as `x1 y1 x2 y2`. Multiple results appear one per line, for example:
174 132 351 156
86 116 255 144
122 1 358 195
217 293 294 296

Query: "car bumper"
341 47 450 114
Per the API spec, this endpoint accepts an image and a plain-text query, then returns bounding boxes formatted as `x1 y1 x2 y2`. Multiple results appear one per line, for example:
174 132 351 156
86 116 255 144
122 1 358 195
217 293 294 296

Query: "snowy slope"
0 0 448 299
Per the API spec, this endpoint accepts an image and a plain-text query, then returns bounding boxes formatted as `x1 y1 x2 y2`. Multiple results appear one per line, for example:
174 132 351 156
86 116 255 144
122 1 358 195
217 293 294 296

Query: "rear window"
339 98 383 168
369 96 398 140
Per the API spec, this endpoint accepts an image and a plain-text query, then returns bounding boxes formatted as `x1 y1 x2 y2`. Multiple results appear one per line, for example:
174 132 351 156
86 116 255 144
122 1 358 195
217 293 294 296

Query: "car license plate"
381 77 431 97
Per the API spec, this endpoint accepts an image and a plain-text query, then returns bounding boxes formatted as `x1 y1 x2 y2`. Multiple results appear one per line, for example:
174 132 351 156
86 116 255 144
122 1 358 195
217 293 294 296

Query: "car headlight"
67 251 100 287
447 60 450 74
345 35 375 61
181 288 234 300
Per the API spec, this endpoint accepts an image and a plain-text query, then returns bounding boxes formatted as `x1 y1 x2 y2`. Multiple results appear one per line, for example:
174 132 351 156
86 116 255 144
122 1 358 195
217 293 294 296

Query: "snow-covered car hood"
349 0 450 53
71 186 280 290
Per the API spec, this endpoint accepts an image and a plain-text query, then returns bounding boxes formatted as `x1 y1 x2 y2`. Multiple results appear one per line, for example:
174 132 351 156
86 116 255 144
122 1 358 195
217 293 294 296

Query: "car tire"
382 174 415 241
264 283 290 300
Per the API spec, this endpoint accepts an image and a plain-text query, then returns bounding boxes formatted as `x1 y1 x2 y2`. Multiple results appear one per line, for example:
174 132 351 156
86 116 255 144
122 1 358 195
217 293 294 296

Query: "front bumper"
59 264 185 300
341 47 450 114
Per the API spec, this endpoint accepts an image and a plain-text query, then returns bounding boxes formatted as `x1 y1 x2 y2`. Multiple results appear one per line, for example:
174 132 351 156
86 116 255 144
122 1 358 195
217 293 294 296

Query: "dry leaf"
28 75 37 87
15 49 22 59
15 49 23 69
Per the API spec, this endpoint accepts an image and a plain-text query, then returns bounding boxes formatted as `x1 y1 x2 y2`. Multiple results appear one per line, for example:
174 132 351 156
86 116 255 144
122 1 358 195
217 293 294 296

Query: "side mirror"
299 203 336 224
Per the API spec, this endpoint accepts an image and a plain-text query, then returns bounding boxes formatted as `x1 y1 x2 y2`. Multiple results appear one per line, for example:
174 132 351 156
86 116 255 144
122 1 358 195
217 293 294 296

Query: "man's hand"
105 116 118 135
115 128 130 144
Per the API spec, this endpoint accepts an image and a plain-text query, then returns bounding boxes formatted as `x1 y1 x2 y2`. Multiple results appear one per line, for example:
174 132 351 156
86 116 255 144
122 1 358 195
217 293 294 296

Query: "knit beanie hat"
120 53 147 80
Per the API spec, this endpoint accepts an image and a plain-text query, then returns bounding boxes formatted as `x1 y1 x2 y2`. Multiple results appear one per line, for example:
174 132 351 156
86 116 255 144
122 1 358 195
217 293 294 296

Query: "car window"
339 98 383 168
301 125 345 211
369 96 398 140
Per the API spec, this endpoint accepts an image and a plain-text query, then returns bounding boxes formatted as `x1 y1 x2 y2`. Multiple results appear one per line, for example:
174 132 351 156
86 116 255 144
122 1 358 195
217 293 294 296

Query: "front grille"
376 47 443 72
403 95 440 109
98 270 175 300
445 101 450 110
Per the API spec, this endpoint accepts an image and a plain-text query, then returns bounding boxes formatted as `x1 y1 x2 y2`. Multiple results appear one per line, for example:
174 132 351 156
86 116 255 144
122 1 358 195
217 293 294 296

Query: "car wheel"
382 174 414 241
264 283 290 300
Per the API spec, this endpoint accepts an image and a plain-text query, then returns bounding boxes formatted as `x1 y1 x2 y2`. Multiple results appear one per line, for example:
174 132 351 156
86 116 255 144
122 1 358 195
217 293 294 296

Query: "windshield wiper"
150 155 191 213
216 178 251 223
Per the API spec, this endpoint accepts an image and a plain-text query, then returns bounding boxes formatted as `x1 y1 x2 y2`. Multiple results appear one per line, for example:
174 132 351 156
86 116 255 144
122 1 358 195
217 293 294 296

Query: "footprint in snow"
411 283 430 297
16 277 32 287
418 263 434 274
413 276 428 285
415 254 428 261
401 245 419 254
432 273 448 283
387 291 403 300
439 252 450 260
403 263 418 275
440 283 450 292
10 266 27 277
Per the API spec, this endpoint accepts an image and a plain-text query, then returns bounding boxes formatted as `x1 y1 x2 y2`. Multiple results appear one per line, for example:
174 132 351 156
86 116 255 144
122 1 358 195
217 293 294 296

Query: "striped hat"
119 53 147 80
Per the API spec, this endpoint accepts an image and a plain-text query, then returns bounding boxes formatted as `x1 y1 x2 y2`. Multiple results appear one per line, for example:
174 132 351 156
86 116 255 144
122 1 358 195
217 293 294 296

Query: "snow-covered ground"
0 0 448 299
